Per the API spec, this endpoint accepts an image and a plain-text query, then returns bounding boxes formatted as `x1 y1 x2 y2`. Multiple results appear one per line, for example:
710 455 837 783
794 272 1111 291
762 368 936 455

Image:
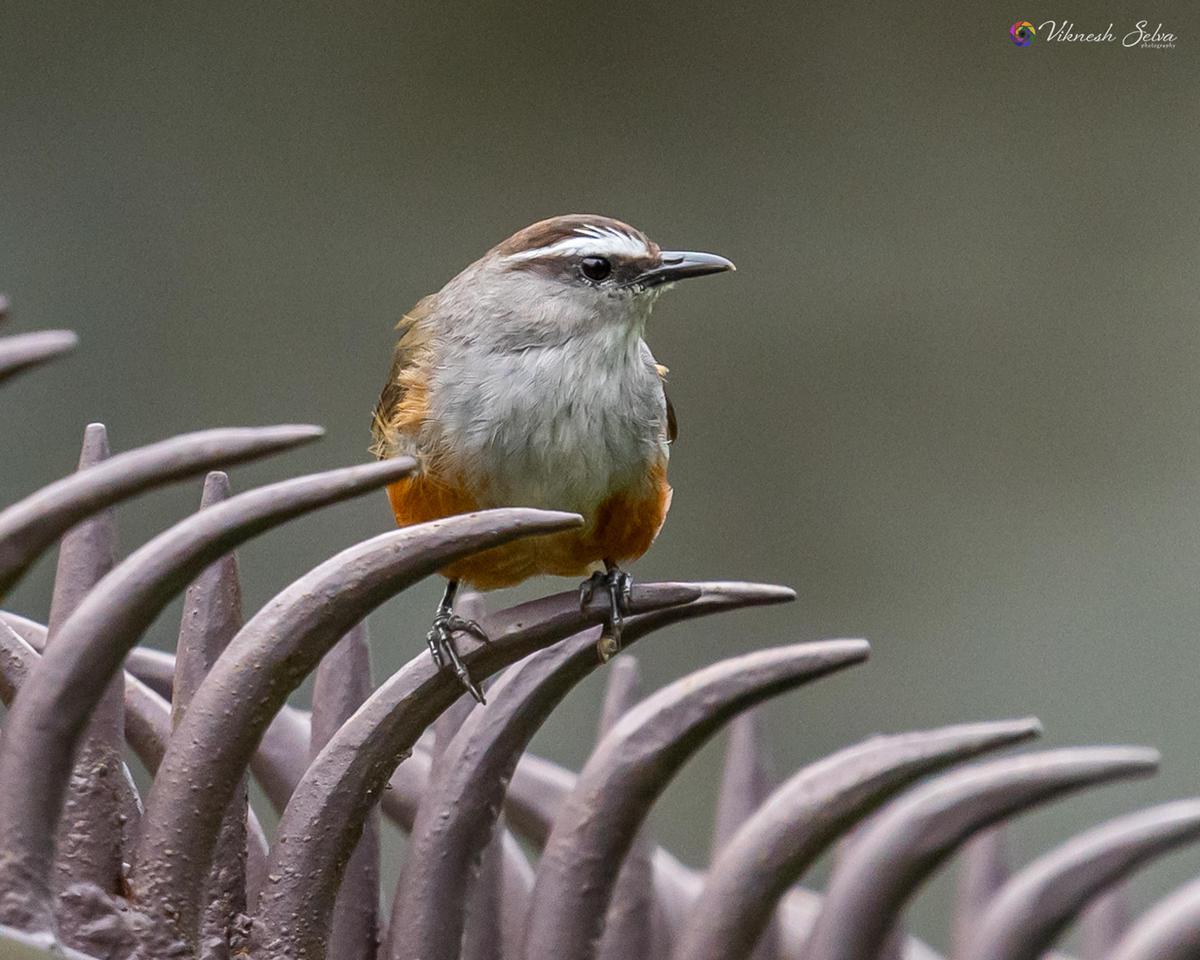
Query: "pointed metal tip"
696 582 797 605
79 423 112 468
200 472 233 508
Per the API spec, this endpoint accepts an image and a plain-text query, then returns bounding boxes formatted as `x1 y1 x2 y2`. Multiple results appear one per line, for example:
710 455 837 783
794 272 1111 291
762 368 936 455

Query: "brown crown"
492 214 658 258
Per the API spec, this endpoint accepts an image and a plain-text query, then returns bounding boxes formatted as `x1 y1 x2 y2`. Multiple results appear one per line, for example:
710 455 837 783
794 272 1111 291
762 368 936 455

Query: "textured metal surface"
521 640 870 960
0 425 324 598
309 622 379 960
0 455 413 932
172 472 250 960
8 340 1200 960
672 720 1043 960
960 800 1200 960
386 582 792 960
136 508 582 953
804 747 1161 960
254 580 701 960
43 425 130 958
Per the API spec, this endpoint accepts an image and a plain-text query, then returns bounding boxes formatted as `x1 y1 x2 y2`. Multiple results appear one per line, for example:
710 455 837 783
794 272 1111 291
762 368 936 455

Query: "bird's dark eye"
580 256 612 282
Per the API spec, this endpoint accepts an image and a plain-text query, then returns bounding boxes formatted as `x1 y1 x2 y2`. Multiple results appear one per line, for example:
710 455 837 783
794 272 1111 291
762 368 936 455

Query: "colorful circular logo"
1010 20 1035 46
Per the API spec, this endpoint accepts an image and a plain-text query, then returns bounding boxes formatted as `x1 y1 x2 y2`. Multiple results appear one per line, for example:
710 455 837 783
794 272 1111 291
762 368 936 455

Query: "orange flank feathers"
386 463 672 591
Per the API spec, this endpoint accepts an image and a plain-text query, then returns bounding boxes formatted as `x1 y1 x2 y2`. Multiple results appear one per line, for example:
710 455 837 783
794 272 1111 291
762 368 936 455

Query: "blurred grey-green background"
2 1 1199 949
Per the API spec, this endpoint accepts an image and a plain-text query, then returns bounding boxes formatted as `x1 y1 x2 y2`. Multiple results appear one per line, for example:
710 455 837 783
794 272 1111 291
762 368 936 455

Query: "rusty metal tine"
0 330 78 384
803 747 1161 960
44 425 130 948
951 828 1010 960
673 719 1042 960
134 509 584 954
0 455 415 933
310 622 379 960
383 582 794 960
522 640 870 960
172 471 249 960
1080 884 1130 959
0 294 9 324
959 800 1200 960
254 580 701 960
0 425 324 599
1107 877 1200 960
594 656 657 960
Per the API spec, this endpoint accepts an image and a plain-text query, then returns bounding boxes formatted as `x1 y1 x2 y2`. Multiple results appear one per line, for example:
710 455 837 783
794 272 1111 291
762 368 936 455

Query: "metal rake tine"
133 508 582 955
43 424 131 951
672 719 1042 960
0 455 414 934
253 580 700 960
959 799 1200 960
951 828 1010 960
1107 876 1200 960
803 747 1161 960
0 424 323 598
0 609 273 917
0 330 77 384
1080 884 1131 960
171 471 253 955
310 621 379 960
382 582 794 960
593 655 657 960
521 640 869 960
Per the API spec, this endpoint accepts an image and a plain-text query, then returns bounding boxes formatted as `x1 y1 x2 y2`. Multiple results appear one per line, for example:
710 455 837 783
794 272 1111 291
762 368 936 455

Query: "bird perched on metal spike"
370 214 734 702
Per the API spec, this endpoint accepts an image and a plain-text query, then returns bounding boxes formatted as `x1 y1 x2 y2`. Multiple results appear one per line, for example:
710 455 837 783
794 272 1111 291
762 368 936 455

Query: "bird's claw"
580 567 633 662
426 611 489 704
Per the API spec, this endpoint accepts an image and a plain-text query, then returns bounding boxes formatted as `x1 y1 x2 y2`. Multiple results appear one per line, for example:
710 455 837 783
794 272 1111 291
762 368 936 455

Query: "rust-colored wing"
369 294 438 460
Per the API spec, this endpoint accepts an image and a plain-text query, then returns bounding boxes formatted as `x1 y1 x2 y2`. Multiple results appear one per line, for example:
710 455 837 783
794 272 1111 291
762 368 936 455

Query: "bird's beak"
632 250 736 288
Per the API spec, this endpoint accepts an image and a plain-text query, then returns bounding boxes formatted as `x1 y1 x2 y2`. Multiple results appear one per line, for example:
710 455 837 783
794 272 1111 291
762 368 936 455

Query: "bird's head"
442 214 735 344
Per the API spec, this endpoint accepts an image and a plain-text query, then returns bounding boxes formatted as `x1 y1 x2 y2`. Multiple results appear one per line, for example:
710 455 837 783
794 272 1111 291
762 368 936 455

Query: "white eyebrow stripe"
504 228 649 262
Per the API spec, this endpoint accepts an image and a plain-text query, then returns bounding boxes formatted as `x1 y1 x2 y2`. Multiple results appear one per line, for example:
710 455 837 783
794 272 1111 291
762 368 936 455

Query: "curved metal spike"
0 610 273 926
254 580 703 960
951 828 1009 960
522 640 870 960
0 425 324 598
593 656 657 960
172 471 250 960
377 582 794 960
1108 877 1200 960
1080 885 1130 960
673 719 1042 960
0 330 78 384
0 455 415 933
959 799 1200 960
802 746 1161 960
44 424 129 950
310 622 379 960
133 508 583 954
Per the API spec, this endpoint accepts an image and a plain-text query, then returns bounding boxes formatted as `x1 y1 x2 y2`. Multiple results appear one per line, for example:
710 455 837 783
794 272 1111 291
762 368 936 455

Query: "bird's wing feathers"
369 295 438 459
654 362 678 444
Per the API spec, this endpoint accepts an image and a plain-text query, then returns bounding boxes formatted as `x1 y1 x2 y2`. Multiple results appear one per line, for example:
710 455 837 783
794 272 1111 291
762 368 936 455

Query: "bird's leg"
426 579 489 704
580 560 633 662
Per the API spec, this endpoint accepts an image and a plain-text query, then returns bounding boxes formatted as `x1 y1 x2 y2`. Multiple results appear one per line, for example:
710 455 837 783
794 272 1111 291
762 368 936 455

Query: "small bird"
370 214 734 701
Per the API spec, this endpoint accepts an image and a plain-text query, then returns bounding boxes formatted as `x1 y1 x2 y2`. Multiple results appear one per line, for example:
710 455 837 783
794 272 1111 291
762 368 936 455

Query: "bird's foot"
580 566 633 662
426 609 489 704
